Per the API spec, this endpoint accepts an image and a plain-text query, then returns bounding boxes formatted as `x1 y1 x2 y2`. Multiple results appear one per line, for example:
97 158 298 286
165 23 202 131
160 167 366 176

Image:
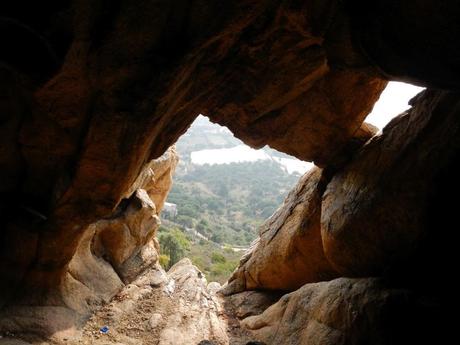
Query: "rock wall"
0 0 387 306
231 89 460 344
0 147 178 339
322 90 460 277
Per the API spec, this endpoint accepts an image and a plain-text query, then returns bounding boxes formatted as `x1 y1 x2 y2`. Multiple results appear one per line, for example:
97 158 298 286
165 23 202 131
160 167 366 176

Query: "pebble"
148 313 163 329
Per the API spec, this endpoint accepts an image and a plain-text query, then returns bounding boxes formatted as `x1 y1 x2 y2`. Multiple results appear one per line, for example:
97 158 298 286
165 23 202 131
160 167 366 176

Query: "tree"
211 252 226 263
211 232 223 244
176 215 194 228
217 183 229 199
159 228 190 269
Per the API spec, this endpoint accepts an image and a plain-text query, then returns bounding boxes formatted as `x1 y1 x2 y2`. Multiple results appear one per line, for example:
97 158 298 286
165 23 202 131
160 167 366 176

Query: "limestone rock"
322 90 460 276
223 167 338 294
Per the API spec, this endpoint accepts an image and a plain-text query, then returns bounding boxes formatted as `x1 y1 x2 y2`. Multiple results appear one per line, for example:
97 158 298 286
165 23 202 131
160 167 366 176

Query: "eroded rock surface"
26 259 253 345
223 167 338 294
0 1 386 306
241 277 442 345
322 90 460 276
1 0 460 343
0 147 178 340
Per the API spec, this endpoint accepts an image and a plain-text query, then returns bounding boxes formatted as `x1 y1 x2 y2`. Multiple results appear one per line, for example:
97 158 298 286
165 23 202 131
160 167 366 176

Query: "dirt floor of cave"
1 259 254 345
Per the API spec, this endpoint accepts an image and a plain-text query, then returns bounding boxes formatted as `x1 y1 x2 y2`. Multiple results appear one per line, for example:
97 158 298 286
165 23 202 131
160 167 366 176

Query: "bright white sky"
364 81 424 129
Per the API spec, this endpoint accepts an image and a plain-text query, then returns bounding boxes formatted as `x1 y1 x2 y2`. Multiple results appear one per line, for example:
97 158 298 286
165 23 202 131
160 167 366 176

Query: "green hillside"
159 116 305 282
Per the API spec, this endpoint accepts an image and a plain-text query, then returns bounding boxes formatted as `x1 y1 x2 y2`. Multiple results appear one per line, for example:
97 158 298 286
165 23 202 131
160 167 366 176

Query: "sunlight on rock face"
365 82 425 130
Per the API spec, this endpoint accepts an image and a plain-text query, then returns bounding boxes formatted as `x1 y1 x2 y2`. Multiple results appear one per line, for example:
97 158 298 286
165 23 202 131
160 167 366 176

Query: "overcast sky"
365 81 424 129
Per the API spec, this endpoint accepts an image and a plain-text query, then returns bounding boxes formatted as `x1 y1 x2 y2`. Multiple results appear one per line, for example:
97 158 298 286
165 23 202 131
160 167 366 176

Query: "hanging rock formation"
0 1 388 311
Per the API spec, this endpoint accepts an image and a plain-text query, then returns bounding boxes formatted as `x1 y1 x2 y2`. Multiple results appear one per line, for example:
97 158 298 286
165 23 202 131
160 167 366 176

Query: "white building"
162 202 178 218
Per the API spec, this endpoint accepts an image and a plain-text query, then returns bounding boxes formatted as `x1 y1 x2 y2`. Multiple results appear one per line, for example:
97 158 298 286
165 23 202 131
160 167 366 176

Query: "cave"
0 0 459 344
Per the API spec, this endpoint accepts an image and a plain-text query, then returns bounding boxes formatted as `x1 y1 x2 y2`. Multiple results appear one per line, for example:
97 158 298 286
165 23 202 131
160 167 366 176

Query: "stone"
321 90 460 276
223 167 338 294
148 313 163 329
0 2 387 306
224 291 283 320
131 264 168 288
0 148 178 339
1 0 460 343
242 277 445 345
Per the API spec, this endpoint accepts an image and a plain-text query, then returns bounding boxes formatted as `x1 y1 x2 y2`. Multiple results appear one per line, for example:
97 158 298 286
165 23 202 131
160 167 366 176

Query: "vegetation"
158 115 305 283
157 226 241 283
165 160 299 246
158 228 190 269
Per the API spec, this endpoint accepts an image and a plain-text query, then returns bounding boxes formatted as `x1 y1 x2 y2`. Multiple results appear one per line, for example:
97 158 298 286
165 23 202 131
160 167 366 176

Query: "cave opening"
364 81 424 129
156 80 423 285
1 0 457 341
157 114 313 284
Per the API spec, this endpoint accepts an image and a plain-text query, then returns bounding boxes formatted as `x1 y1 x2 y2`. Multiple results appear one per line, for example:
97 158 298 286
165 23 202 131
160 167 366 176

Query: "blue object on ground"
100 326 109 334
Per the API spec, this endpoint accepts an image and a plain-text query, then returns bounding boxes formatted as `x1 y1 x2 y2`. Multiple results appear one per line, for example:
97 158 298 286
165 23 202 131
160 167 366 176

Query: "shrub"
211 252 226 264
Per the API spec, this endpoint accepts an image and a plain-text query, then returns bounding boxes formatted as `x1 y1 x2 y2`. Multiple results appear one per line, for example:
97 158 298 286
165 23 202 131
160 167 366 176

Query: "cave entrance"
157 114 313 283
364 81 424 129
157 81 423 285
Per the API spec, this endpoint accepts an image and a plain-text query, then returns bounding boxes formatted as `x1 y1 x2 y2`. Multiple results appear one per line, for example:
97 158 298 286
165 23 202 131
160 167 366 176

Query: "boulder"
242 277 443 345
223 167 338 294
322 90 460 276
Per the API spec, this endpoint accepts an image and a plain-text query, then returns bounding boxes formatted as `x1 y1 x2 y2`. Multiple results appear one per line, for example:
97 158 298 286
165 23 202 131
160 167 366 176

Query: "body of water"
191 145 313 175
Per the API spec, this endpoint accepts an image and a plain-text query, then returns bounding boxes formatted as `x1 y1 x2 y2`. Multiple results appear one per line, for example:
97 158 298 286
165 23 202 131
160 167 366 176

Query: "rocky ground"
0 259 265 345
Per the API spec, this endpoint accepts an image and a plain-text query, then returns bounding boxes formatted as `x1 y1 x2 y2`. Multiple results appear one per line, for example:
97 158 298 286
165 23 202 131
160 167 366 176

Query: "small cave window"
158 115 313 283
365 81 425 130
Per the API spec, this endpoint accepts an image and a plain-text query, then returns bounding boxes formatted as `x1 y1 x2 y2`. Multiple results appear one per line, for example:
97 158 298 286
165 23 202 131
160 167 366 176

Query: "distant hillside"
167 160 299 245
160 115 309 282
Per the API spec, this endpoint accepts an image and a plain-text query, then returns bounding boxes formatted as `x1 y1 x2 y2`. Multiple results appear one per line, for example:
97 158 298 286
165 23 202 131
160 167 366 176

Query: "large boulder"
321 90 460 277
222 123 377 295
223 167 338 294
242 277 444 345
